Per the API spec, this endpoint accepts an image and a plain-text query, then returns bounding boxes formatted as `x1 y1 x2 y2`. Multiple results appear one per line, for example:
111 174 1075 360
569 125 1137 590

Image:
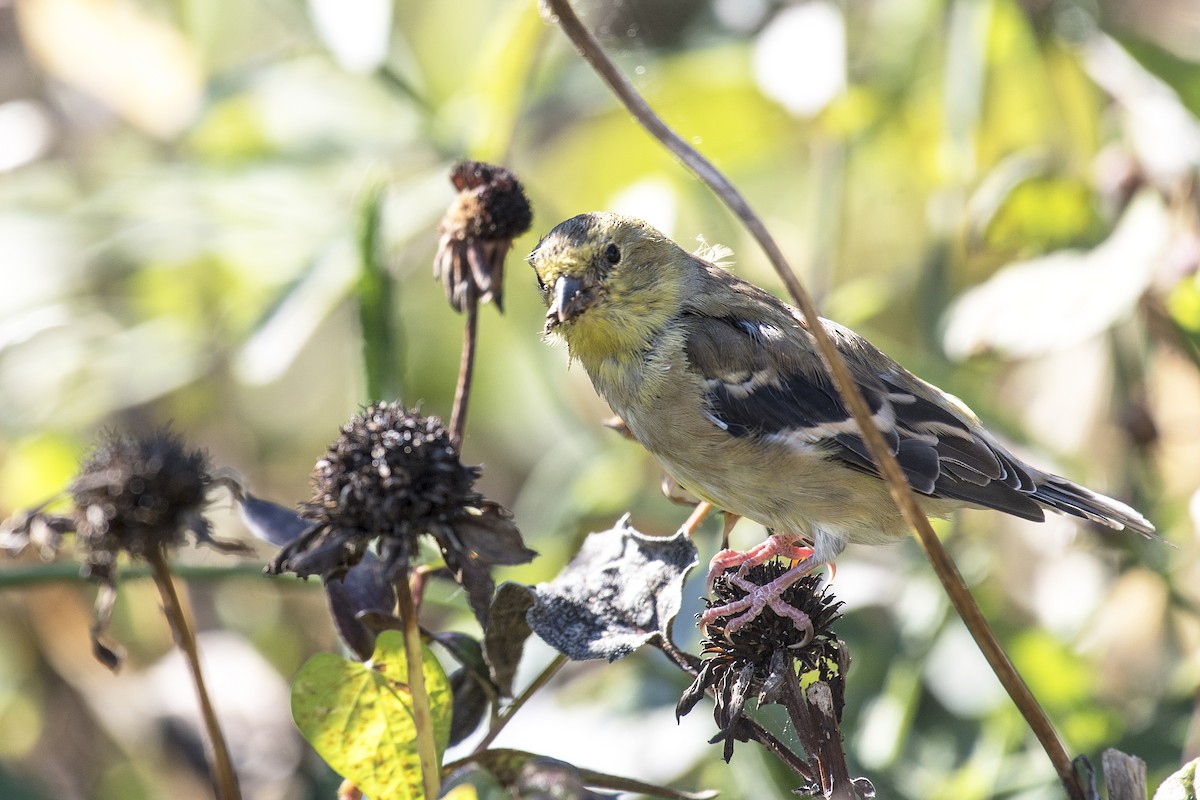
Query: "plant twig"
470 653 567 756
396 571 442 800
541 3 1084 797
449 295 479 448
778 668 856 799
145 546 241 800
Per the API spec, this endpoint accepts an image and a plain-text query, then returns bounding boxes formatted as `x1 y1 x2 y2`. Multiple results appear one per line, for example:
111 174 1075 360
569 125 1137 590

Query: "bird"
528 211 1156 634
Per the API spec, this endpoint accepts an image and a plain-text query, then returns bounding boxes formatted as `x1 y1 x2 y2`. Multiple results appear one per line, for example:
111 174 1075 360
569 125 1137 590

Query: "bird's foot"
705 533 814 594
700 555 818 638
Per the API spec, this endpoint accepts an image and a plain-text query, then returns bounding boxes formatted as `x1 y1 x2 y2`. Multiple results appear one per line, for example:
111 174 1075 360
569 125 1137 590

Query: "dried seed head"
702 565 843 677
0 428 247 669
268 403 536 625
303 404 477 571
434 160 533 313
678 563 844 761
72 429 216 582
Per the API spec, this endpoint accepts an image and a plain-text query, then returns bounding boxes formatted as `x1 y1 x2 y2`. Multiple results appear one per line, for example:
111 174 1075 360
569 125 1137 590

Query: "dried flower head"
434 160 533 312
677 563 844 762
1 428 247 668
268 403 535 625
71 430 229 580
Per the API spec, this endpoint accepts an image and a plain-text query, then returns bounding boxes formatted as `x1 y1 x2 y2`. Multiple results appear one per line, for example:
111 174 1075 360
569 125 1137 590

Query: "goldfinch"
529 212 1155 632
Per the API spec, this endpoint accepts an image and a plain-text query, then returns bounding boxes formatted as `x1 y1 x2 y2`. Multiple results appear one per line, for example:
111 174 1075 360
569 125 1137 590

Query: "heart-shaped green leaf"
291 630 452 800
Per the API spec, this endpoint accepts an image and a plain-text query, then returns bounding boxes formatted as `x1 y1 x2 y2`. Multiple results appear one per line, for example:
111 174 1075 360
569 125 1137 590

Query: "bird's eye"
604 243 621 265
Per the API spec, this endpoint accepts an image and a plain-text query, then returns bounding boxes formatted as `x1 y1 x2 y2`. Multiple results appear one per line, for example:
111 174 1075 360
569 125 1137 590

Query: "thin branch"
0 561 272 589
778 668 856 799
449 295 479 449
469 653 567 756
540 3 1084 798
396 572 442 800
743 719 818 784
145 547 241 800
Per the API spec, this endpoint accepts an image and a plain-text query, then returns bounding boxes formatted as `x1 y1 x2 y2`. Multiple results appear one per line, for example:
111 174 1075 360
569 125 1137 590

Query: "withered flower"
434 160 533 312
677 563 844 762
1 428 247 668
267 403 535 625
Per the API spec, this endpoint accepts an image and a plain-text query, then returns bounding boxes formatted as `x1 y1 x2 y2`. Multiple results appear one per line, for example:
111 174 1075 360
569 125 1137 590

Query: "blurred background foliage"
0 0 1199 797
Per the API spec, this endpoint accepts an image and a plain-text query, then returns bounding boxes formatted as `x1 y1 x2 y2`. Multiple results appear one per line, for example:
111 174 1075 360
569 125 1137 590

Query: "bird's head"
528 212 685 361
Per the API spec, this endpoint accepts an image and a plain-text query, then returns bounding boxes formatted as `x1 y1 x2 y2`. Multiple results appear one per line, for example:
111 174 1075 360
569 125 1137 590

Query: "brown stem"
744 719 818 784
541 3 1084 797
396 572 442 800
778 667 856 799
449 296 479 449
145 547 241 800
469 653 567 756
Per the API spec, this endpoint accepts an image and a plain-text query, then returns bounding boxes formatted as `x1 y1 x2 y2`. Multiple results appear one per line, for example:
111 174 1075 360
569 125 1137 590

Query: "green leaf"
291 630 451 800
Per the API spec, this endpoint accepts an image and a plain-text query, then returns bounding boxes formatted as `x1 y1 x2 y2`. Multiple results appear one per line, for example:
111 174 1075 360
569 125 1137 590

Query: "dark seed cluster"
268 403 535 623
435 160 533 312
447 161 533 242
72 430 215 583
272 404 474 578
677 563 844 762
1 428 245 669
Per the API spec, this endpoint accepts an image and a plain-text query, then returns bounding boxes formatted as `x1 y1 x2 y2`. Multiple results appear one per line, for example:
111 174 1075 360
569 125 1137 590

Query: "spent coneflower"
434 160 533 313
0 428 246 799
3 428 247 665
267 403 535 625
677 563 844 763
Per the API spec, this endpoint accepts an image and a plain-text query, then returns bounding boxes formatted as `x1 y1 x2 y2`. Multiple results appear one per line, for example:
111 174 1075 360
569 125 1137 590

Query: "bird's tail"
1033 475 1156 537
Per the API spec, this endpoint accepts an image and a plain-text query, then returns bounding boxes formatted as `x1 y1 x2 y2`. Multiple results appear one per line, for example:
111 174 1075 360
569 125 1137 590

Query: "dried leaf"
448 668 491 746
527 518 697 662
238 491 314 546
484 582 534 697
325 554 397 660
454 503 538 566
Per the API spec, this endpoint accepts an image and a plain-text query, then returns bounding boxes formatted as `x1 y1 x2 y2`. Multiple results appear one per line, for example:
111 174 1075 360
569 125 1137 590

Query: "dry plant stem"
1101 749 1147 800
745 719 818 784
779 668 853 800
396 572 442 800
144 547 241 800
542 3 1084 798
449 295 479 449
469 653 567 756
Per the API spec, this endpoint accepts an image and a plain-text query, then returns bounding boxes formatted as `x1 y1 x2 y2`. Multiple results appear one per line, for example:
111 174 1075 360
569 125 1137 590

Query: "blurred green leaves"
2 0 1199 798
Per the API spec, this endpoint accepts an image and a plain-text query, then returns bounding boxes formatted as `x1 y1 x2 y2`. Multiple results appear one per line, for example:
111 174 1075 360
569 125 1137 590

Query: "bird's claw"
701 554 819 638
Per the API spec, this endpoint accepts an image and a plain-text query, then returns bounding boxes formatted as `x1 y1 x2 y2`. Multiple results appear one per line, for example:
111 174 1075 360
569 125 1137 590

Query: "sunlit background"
1 0 1199 797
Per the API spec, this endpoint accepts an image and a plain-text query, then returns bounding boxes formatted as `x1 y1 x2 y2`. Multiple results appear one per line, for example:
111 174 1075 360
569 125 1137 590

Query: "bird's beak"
546 274 592 330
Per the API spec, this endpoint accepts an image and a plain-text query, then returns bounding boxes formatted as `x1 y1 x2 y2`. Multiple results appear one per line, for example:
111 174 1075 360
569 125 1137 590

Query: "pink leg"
705 533 814 593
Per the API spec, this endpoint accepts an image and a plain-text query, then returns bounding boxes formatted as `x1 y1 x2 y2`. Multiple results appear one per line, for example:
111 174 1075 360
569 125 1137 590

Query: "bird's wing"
682 311 1048 522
